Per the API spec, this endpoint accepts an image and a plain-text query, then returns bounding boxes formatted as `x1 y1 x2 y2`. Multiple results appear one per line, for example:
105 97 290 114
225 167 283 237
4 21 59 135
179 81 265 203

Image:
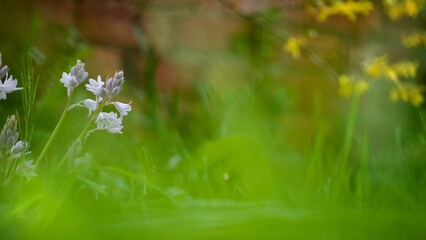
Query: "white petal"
113 101 132 117
83 99 98 116
96 112 123 134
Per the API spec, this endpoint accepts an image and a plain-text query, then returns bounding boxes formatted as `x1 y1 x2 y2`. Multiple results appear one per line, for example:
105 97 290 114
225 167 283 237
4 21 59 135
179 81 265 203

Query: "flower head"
95 112 123 134
0 115 19 158
60 60 88 97
105 70 125 98
0 54 22 100
71 60 89 84
86 75 105 98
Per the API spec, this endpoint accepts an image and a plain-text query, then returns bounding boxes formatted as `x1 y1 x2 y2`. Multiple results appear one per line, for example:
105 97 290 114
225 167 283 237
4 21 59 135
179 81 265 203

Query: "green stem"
335 91 361 200
56 102 104 170
36 93 73 166
340 91 361 170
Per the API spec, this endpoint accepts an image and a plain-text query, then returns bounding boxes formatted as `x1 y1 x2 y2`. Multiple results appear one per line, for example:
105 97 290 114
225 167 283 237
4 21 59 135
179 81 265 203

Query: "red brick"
76 0 137 48
176 13 245 49
36 0 75 26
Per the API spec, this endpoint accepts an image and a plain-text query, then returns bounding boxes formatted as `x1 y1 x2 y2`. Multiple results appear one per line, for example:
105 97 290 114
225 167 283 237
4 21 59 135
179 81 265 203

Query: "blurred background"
1 1 426 238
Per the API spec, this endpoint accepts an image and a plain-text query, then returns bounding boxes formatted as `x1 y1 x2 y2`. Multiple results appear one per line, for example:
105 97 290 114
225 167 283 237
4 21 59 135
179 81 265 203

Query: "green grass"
2 75 426 239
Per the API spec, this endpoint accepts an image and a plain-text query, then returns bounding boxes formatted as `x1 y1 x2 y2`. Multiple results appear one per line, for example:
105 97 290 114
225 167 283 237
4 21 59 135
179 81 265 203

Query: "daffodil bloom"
113 101 132 117
95 112 123 134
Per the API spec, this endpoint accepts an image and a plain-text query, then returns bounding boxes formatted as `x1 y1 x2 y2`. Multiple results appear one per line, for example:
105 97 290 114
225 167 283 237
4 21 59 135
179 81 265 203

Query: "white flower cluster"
0 54 22 100
65 60 131 134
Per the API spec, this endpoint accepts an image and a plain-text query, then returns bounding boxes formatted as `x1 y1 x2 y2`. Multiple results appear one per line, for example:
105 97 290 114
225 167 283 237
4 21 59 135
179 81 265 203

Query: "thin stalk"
56 102 104 170
35 93 74 166
333 91 361 202
339 91 361 171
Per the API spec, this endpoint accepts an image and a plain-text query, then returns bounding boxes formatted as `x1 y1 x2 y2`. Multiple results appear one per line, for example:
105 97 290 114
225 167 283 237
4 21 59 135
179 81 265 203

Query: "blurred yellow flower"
406 0 420 17
356 80 369 94
389 85 424 106
411 89 425 106
317 0 374 22
393 61 419 78
364 55 418 82
338 75 369 98
285 37 304 59
402 32 426 48
339 75 354 97
384 0 425 20
365 55 389 77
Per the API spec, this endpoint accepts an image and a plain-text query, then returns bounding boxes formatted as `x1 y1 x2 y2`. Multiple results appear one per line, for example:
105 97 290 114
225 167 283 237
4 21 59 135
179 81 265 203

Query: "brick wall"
34 0 315 91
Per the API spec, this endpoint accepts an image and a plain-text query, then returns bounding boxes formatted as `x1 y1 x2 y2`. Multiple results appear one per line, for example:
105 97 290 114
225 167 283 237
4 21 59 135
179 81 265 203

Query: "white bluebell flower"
60 60 88 97
0 74 22 100
85 75 105 98
10 140 30 157
95 112 123 134
60 73 78 97
0 54 22 101
70 60 89 84
68 99 98 116
112 101 132 117
0 55 9 80
83 99 98 116
105 70 124 98
0 115 19 159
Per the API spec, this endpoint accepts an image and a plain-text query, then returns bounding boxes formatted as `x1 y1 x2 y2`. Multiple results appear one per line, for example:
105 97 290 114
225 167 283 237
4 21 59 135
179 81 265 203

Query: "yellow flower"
410 89 424 106
365 55 389 77
387 6 404 20
384 0 425 20
285 37 303 59
402 32 426 48
355 80 369 94
338 75 354 98
317 1 374 22
364 55 418 82
393 61 419 78
406 0 420 17
338 75 369 97
385 68 399 82
390 85 424 106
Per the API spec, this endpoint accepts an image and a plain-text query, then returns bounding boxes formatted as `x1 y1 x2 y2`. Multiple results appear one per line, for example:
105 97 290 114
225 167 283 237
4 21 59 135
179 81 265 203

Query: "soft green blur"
1 1 426 240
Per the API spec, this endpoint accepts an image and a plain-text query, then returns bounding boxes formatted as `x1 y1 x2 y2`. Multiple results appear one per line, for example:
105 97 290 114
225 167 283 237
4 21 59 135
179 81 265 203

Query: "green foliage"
1 0 426 239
